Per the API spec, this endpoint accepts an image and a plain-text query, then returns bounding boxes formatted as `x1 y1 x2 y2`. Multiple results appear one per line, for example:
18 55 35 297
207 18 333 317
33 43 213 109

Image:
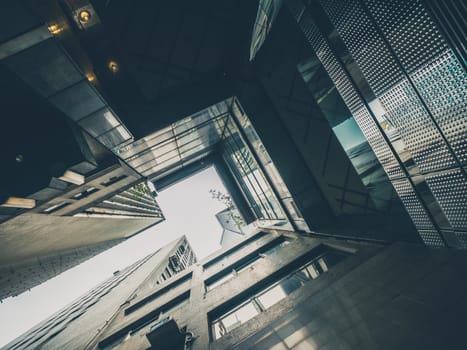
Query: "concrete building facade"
0 161 164 300
5 229 467 349
0 60 165 300
2 236 195 350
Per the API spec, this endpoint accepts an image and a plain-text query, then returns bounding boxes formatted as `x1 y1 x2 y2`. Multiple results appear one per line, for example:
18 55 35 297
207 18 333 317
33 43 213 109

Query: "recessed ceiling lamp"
107 60 120 74
47 24 62 35
85 72 97 83
79 10 91 23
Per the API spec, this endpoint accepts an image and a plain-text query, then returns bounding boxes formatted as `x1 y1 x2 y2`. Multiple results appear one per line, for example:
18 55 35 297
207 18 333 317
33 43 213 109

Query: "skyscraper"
2 236 195 350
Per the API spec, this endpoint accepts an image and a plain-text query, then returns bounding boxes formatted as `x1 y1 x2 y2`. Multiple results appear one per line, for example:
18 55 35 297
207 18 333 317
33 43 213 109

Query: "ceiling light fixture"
85 72 97 83
47 24 62 35
78 10 91 23
107 60 120 74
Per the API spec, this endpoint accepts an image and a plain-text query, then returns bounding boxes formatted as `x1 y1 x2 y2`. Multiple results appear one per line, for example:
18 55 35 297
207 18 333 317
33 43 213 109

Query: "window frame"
209 245 351 341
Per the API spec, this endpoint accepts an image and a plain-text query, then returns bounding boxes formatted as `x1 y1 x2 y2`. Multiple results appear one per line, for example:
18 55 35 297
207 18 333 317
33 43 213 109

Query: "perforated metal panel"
298 10 403 181
412 50 467 164
392 178 444 246
299 12 322 51
287 1 444 246
455 232 467 249
363 0 447 73
378 80 457 173
353 108 404 179
417 230 445 247
424 0 467 70
319 0 403 95
287 0 466 247
299 13 363 114
425 169 467 230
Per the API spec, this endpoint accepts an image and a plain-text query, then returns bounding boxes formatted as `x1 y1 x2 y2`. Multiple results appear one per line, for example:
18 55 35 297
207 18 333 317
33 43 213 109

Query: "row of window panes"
100 294 190 350
127 272 193 315
205 240 290 291
157 247 195 285
211 249 349 340
203 232 269 269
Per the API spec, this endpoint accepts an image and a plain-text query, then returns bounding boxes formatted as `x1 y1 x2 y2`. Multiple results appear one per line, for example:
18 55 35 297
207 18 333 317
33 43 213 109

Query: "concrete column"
187 263 210 350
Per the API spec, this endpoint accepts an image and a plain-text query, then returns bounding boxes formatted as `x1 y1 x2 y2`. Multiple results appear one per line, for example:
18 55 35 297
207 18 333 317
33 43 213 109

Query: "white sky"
0 166 227 348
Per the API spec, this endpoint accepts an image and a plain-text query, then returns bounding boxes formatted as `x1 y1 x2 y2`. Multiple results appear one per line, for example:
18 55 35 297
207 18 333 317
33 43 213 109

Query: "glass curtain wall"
231 99 310 232
222 117 284 221
115 98 294 224
286 0 467 248
297 56 398 211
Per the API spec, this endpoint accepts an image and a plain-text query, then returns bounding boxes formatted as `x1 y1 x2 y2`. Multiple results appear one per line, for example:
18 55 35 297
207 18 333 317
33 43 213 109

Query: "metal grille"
319 0 403 95
363 0 447 73
378 80 457 173
392 178 444 246
425 169 467 229
412 50 467 164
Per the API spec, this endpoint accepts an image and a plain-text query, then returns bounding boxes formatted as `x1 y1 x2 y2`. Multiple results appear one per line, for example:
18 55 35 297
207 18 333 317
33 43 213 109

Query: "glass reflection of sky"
333 117 367 151
297 56 400 210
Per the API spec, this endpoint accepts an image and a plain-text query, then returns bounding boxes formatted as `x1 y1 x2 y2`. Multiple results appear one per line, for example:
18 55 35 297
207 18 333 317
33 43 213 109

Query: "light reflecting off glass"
211 248 351 340
213 301 259 339
257 284 287 309
317 258 328 272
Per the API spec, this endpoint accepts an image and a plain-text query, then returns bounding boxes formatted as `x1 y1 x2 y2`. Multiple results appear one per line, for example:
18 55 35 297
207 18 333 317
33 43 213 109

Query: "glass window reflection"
211 247 351 340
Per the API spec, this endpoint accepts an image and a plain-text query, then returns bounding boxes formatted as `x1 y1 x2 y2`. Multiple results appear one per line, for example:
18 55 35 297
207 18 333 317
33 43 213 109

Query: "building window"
159 291 190 318
260 239 290 256
212 300 260 339
203 231 268 269
210 247 350 340
125 273 192 315
99 292 190 349
205 237 290 291
43 201 70 213
72 187 99 200
165 267 172 278
101 174 127 187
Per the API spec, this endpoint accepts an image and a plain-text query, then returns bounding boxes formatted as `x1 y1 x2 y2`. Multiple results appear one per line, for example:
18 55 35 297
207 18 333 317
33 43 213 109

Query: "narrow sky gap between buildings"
0 167 227 348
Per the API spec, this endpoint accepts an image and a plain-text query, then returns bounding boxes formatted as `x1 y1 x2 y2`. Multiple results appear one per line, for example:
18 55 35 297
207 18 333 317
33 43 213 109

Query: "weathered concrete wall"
2 237 187 350
9 230 467 350
95 230 467 350
214 242 467 350
0 238 123 301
